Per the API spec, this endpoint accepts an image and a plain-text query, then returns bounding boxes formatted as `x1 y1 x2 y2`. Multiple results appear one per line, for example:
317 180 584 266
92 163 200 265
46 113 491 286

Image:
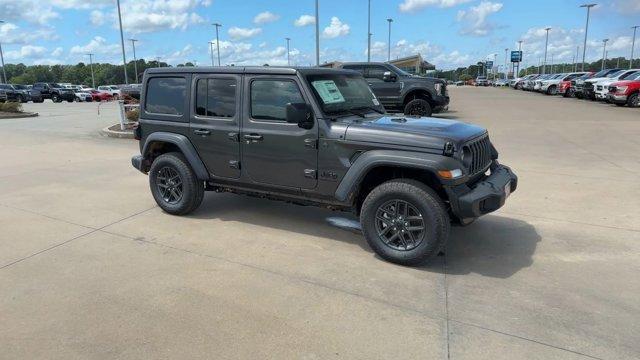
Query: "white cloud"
116 0 207 33
228 27 262 40
456 1 503 36
0 22 57 45
51 47 64 57
0 0 59 25
90 10 106 26
399 0 472 13
4 45 48 61
611 0 640 13
294 14 316 27
165 44 195 64
204 40 309 66
364 38 470 69
50 0 112 9
322 17 350 39
70 36 121 56
253 11 280 24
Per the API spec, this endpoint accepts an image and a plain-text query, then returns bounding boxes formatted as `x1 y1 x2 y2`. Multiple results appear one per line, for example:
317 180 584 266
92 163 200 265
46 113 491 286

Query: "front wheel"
546 85 557 95
627 93 639 108
404 99 433 117
149 152 204 215
360 179 450 266
52 94 61 103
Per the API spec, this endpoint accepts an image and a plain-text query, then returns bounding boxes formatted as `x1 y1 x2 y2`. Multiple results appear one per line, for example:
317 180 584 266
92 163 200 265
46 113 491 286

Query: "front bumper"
446 163 518 222
607 93 628 103
131 155 147 174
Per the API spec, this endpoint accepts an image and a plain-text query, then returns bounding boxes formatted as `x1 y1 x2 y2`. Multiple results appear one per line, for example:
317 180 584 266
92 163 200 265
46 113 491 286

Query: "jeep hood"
344 116 486 150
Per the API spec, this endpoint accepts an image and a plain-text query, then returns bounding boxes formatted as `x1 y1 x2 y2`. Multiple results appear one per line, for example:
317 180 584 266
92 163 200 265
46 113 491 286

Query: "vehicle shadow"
190 192 371 252
423 215 540 279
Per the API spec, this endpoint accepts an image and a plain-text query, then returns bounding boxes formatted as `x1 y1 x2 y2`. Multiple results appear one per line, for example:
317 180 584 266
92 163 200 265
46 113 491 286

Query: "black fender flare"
401 86 435 105
142 132 210 180
334 150 462 202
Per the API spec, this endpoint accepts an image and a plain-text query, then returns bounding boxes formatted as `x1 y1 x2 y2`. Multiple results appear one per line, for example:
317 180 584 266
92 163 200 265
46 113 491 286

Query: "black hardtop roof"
144 66 359 76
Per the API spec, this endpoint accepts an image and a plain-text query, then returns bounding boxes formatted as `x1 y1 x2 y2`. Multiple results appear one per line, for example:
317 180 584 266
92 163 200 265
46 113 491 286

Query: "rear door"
240 75 318 189
189 74 242 179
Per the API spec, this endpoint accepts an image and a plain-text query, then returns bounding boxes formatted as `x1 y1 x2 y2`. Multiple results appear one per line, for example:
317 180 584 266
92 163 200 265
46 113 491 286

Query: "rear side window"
195 78 236 118
145 77 186 115
342 65 366 76
250 80 304 121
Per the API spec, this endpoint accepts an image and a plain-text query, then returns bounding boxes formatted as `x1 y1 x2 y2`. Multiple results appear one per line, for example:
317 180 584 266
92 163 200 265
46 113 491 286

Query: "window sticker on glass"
312 80 345 104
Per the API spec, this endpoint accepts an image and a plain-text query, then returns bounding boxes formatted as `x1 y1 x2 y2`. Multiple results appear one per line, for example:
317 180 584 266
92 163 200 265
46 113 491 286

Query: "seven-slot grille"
465 135 492 175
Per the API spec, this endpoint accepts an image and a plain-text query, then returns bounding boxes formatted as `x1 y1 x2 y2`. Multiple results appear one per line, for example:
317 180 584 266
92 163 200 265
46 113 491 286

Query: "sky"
1 0 639 70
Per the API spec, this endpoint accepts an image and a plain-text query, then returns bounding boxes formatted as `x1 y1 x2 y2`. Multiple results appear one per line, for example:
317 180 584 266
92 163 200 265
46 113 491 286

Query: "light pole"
574 45 580 72
86 53 95 88
543 27 551 74
601 38 609 70
315 0 319 66
631 26 639 69
367 0 371 62
208 41 215 66
116 0 128 84
516 40 523 76
285 37 291 66
213 23 222 66
129 39 139 84
0 20 6 84
580 4 597 71
386 18 393 61
156 57 161 68
504 48 508 79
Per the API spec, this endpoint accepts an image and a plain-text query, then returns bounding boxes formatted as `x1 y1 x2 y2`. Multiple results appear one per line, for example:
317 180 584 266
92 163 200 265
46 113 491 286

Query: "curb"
101 124 135 139
0 112 39 119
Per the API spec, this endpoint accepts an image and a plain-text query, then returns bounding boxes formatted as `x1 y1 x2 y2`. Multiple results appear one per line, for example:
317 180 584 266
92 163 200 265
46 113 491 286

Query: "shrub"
126 108 139 122
0 101 23 113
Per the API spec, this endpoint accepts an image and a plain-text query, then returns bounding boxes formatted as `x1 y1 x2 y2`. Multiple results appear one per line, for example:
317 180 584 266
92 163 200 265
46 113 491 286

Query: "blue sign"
511 51 523 63
485 61 494 69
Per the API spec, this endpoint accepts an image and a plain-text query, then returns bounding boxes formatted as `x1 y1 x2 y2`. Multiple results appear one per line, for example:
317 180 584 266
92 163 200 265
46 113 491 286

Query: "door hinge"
229 160 240 169
304 169 317 179
304 138 318 149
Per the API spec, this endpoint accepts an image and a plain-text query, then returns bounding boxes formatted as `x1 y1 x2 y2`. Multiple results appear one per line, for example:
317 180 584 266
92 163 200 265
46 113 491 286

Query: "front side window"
306 73 384 116
250 80 304 121
195 78 237 118
366 66 389 79
145 77 186 115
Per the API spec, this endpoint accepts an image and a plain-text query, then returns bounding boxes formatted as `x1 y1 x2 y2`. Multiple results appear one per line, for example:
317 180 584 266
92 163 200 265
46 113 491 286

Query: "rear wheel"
627 93 639 108
52 94 61 103
404 98 433 117
360 179 449 266
149 152 204 215
546 85 557 95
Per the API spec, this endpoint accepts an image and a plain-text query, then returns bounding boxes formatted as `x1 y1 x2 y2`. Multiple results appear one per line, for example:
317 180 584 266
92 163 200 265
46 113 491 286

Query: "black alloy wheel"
155 167 183 205
374 199 426 251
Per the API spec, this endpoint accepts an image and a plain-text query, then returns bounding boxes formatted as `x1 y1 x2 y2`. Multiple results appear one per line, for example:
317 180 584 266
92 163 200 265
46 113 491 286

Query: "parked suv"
336 62 449 117
131 67 517 266
0 84 27 102
30 82 75 103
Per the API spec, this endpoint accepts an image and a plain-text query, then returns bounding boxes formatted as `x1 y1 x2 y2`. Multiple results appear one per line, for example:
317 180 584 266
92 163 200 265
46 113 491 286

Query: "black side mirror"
383 71 397 82
286 103 314 129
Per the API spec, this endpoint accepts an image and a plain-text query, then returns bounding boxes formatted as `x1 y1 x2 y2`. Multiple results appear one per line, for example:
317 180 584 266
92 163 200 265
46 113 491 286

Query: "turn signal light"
438 169 463 179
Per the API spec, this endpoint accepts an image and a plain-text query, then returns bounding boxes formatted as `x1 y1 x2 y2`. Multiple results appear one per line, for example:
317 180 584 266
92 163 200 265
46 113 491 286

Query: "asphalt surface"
1 89 639 359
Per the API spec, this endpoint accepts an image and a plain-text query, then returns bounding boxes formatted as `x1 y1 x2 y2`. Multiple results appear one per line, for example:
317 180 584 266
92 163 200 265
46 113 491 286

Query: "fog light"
438 169 463 179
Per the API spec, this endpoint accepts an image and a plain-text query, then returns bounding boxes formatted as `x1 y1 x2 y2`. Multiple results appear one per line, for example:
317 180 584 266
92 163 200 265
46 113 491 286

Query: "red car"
607 75 640 107
89 89 113 102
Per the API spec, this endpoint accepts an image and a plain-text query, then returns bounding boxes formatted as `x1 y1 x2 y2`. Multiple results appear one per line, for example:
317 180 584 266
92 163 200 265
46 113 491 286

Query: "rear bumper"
446 163 518 222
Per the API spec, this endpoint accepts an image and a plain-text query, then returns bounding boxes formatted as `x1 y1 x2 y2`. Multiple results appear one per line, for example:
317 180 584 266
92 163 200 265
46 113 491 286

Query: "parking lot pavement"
1 91 639 359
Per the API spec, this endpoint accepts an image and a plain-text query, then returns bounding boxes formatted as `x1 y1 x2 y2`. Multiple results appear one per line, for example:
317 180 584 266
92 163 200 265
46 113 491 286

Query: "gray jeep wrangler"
132 66 517 266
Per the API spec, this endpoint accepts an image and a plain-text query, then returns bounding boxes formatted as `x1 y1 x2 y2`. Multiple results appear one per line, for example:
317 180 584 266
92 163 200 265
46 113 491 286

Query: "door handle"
194 129 211 136
243 134 263 141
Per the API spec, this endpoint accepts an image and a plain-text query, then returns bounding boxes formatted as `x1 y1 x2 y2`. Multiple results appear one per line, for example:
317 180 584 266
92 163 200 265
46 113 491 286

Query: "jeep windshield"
305 73 385 117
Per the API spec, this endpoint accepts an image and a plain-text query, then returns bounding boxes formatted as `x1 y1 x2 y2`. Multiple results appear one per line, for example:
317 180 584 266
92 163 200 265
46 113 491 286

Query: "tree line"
1 59 196 86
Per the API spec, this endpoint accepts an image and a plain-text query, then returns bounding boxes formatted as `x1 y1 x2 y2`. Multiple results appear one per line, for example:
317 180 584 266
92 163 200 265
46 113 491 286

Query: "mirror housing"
286 103 314 129
383 71 397 82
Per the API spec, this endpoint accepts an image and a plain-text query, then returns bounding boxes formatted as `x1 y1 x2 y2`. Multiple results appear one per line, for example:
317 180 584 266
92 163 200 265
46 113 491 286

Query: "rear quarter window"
145 77 187 116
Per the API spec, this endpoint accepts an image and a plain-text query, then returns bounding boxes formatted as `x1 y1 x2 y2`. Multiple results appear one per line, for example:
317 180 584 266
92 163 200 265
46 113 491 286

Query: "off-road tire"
149 152 204 215
360 179 450 266
627 93 639 108
404 99 433 117
52 94 61 103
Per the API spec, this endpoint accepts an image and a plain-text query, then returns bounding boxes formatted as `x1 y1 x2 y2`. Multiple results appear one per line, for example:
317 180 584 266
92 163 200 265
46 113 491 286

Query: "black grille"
464 135 492 175
608 86 617 93
584 82 594 90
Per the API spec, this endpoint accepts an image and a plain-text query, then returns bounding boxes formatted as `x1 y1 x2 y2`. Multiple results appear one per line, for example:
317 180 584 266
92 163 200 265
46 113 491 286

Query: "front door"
189 74 241 179
241 76 318 189
364 65 402 105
